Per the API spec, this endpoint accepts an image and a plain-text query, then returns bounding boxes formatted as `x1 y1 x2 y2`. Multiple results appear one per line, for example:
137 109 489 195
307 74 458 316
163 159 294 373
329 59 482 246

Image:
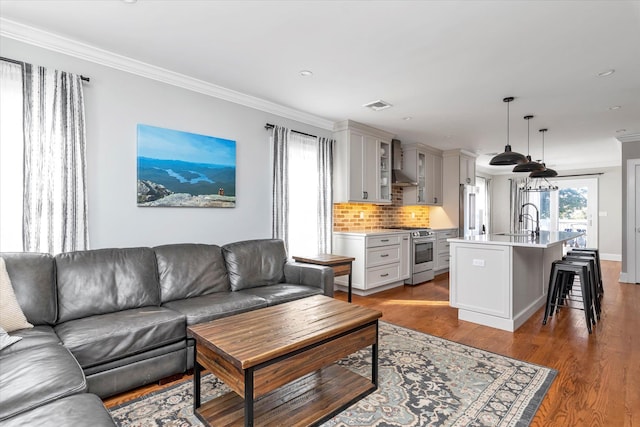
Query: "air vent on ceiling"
362 99 393 111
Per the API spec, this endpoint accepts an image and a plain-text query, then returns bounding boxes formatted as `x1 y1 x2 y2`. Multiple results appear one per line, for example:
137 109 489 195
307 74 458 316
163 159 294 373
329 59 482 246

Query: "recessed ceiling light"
122 0 137 3
299 70 313 77
402 116 412 121
597 69 615 77
608 105 622 110
616 129 627 133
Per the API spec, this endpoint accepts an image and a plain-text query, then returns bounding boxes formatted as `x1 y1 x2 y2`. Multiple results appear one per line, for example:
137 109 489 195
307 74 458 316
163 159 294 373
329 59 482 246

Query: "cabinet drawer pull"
380 253 389 257
380 273 389 277
380 239 389 242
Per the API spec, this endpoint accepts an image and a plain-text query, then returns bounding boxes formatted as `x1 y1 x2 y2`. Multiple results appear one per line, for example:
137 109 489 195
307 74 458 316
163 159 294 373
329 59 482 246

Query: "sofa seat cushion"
54 307 185 369
0 344 87 421
163 292 268 326
0 393 116 427
0 325 60 356
240 284 324 306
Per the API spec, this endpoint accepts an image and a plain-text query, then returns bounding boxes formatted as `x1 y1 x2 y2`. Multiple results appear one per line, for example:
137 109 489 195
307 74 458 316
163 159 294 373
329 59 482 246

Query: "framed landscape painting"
137 124 236 208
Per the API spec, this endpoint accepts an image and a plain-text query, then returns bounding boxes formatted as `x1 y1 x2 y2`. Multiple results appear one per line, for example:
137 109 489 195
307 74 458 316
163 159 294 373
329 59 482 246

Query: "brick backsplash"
333 187 430 231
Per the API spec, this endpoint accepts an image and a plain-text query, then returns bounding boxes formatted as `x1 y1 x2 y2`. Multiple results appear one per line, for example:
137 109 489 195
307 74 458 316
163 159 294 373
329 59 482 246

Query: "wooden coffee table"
187 295 382 427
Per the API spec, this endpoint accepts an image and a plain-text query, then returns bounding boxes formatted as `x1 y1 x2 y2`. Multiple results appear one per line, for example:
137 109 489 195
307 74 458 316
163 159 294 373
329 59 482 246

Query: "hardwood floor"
104 260 639 426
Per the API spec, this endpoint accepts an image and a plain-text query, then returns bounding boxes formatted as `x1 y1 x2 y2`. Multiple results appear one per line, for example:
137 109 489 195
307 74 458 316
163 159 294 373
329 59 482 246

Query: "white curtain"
271 126 334 256
317 136 334 253
271 126 289 249
22 63 88 253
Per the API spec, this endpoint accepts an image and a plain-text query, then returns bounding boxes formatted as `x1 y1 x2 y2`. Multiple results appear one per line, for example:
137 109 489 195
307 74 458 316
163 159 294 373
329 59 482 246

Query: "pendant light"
513 115 545 172
530 128 558 178
490 97 527 166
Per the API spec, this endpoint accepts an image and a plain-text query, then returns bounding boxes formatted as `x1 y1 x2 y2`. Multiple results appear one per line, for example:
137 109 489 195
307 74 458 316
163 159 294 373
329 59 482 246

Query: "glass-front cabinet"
416 151 426 203
379 140 392 202
403 143 443 206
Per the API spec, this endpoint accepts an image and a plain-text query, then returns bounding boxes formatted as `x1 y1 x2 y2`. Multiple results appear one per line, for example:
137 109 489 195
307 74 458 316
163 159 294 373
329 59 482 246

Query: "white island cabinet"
448 231 583 332
333 230 410 296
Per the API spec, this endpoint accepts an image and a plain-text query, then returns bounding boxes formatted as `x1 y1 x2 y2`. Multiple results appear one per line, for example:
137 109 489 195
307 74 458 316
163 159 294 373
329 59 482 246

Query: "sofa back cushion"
55 247 160 323
153 243 230 303
0 253 57 325
222 239 286 291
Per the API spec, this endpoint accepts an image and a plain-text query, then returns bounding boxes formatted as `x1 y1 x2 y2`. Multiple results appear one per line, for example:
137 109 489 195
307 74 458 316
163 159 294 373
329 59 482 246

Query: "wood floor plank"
104 261 639 427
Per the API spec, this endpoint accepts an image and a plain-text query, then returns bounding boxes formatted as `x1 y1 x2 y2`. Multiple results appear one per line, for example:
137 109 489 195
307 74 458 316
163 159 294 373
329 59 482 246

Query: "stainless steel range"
387 227 435 285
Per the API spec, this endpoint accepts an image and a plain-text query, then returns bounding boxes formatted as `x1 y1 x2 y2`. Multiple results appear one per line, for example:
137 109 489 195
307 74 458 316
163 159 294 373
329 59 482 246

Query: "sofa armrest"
283 262 334 297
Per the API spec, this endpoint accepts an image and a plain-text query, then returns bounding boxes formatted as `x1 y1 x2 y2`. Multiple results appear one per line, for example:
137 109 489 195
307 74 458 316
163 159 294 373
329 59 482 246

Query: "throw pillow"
0 257 33 332
0 326 22 351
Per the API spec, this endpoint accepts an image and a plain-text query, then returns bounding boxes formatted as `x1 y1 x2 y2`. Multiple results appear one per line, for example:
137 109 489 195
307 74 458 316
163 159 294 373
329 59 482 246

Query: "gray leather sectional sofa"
0 239 333 426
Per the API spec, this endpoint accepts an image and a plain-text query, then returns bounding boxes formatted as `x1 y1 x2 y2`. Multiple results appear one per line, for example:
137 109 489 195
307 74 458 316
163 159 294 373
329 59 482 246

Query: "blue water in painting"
138 157 235 196
162 168 215 184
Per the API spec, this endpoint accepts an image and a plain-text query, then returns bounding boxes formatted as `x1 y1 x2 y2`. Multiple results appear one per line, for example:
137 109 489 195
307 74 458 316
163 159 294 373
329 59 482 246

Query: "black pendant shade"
490 145 527 165
512 115 544 172
529 128 557 178
490 97 527 166
513 155 546 172
530 165 558 178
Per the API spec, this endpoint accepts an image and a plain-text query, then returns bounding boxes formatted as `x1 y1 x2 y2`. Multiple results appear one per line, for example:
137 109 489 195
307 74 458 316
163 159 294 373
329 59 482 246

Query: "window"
0 61 24 251
476 176 490 234
271 126 332 258
287 132 320 256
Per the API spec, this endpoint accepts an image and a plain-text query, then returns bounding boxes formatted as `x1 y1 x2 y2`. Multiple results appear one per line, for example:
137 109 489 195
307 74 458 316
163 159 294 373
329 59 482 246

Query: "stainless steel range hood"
391 139 418 186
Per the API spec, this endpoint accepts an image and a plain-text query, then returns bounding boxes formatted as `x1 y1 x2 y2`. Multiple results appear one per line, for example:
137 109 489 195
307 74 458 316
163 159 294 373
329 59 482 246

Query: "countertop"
333 229 411 236
448 231 583 248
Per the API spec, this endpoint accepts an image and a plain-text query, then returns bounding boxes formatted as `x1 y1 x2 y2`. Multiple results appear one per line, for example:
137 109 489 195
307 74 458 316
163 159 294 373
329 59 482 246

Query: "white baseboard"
600 253 621 262
618 272 638 284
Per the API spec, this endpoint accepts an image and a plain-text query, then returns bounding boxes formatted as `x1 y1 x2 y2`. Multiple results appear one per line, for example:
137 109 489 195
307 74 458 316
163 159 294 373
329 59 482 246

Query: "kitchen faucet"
519 203 540 236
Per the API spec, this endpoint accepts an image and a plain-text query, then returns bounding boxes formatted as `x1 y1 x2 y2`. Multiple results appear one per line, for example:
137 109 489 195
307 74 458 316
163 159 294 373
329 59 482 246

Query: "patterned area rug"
109 322 556 426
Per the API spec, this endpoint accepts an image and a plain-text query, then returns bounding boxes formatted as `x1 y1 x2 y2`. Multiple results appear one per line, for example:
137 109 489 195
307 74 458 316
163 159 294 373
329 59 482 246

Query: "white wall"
0 37 332 248
489 167 622 260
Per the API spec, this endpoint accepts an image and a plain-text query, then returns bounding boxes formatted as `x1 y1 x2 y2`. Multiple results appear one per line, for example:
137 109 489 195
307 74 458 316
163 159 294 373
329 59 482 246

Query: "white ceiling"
1 0 639 172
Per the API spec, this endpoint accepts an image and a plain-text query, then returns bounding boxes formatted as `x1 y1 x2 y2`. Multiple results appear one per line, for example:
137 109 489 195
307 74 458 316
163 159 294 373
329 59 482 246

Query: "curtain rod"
264 123 317 139
556 172 604 178
0 56 90 82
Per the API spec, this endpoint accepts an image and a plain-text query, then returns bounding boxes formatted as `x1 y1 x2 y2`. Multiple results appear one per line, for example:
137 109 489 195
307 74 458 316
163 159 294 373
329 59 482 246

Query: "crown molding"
0 18 334 131
618 133 640 144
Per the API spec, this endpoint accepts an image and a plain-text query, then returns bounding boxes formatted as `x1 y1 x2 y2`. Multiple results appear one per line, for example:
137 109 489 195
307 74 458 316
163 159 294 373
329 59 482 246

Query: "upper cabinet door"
432 153 443 205
348 131 367 201
402 145 443 206
379 139 392 202
460 154 476 186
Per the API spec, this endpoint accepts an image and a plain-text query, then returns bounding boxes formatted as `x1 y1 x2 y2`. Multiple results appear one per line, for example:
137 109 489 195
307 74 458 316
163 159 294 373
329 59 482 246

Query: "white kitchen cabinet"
333 231 410 295
402 144 443 206
460 153 476 186
434 228 457 273
333 120 393 204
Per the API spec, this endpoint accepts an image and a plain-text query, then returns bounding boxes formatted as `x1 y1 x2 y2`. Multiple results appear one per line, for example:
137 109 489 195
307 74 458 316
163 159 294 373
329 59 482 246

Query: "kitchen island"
448 231 583 332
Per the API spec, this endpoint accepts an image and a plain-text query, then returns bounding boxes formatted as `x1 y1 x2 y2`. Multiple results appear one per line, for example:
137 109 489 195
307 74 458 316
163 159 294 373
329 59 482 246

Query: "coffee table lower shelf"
195 364 376 427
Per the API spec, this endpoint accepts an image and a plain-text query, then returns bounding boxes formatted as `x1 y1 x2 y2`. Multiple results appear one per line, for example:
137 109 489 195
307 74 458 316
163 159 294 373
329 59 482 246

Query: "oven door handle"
412 238 435 244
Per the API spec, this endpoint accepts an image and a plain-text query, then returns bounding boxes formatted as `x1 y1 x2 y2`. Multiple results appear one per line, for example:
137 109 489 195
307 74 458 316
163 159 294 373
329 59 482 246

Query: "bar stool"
563 255 600 321
543 259 595 333
568 248 603 296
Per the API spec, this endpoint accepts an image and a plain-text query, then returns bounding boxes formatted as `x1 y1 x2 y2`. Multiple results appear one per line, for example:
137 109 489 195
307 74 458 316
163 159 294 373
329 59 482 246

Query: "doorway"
536 177 598 248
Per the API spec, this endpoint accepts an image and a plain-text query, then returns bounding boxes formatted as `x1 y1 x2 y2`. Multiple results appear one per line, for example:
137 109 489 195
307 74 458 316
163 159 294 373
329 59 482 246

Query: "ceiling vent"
362 99 393 111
